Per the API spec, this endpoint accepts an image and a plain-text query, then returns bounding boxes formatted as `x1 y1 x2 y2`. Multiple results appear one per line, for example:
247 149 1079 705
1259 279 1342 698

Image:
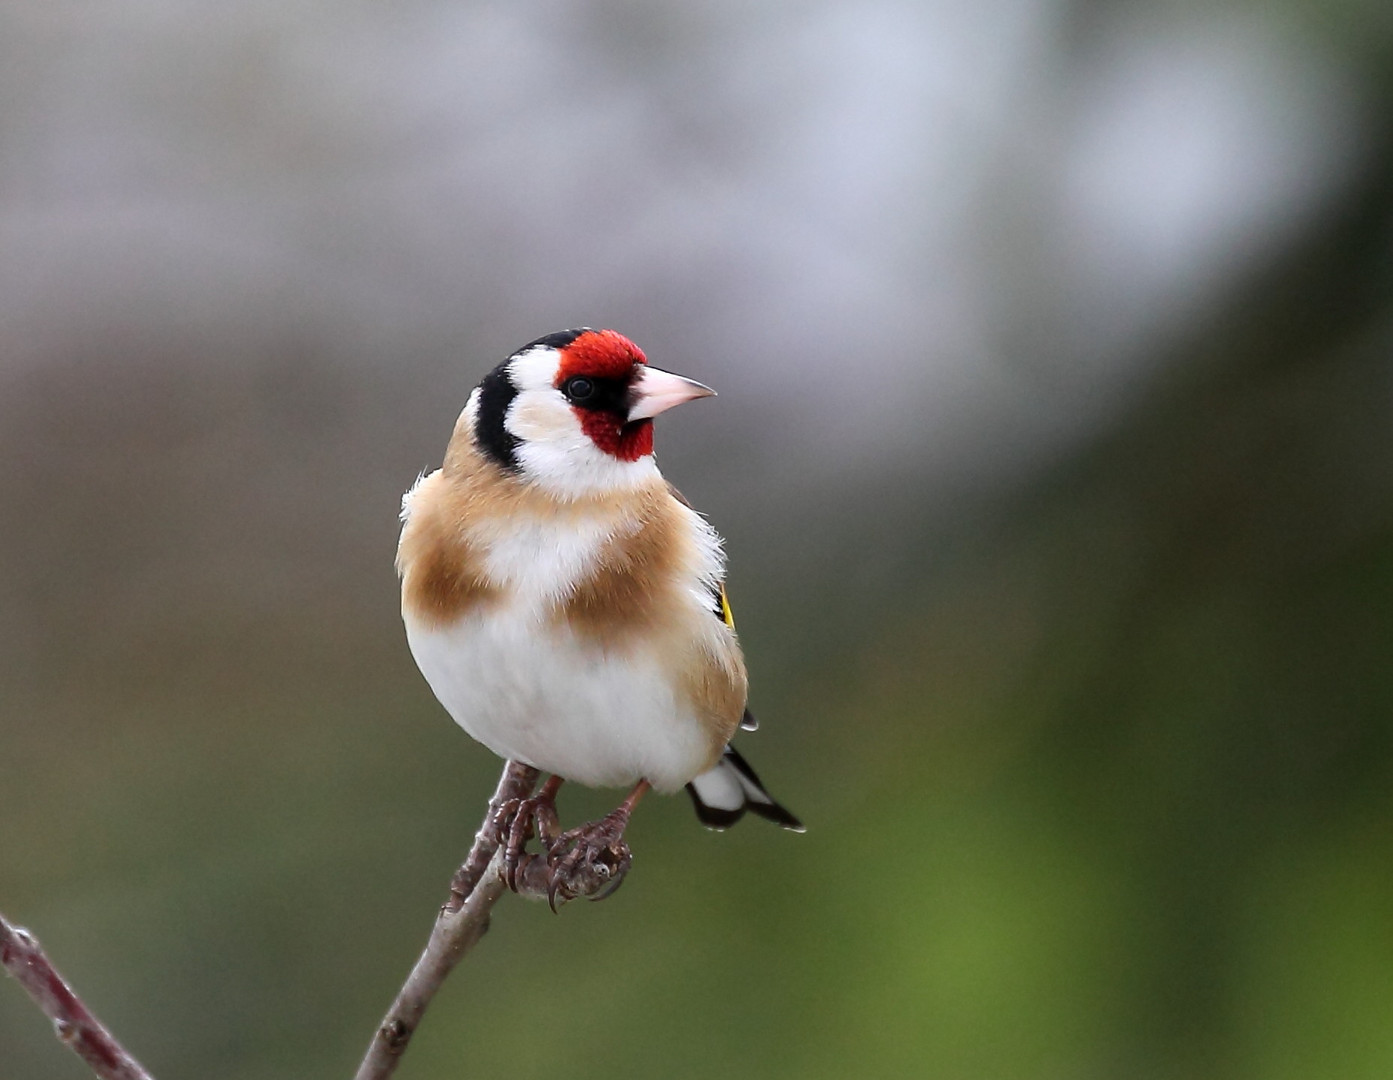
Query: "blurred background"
3 1 1393 1077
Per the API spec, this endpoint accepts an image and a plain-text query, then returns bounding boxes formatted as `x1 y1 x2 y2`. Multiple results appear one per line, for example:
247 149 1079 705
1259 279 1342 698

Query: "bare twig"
0 911 156 1080
355 760 537 1080
355 759 632 1080
444 761 540 914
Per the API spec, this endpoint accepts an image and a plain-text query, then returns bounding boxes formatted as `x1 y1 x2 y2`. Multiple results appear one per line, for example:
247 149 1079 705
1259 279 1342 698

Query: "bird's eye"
564 377 595 402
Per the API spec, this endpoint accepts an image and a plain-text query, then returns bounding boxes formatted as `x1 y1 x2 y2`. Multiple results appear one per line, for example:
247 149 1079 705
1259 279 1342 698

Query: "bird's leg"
546 780 650 910
501 774 565 892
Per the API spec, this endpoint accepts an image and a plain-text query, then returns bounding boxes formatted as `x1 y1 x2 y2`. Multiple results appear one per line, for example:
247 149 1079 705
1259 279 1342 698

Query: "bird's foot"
543 807 634 911
496 777 564 893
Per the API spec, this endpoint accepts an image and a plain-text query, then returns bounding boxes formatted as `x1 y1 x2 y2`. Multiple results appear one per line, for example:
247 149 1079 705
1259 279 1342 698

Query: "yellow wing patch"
718 582 735 630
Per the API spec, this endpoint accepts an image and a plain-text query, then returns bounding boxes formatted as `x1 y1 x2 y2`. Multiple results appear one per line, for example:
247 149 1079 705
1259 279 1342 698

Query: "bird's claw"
544 809 634 912
496 792 562 892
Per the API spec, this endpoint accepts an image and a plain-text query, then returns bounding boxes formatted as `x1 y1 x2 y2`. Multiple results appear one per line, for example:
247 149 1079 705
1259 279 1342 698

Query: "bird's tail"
685 744 804 831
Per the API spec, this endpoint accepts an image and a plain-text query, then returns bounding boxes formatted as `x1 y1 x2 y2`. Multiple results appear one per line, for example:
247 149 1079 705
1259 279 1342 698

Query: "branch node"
380 1018 412 1052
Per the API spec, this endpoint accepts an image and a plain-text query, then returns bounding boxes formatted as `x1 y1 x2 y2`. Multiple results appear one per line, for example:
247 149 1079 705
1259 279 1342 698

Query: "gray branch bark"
353 760 538 1080
0 911 155 1080
354 758 625 1080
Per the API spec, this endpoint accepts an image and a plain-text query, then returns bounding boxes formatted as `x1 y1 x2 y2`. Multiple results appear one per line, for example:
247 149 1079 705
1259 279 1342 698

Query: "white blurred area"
0 1 1360 475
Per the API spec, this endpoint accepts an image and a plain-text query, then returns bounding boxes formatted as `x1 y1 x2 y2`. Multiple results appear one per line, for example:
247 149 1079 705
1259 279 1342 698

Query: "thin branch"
355 759 629 1080
444 761 540 914
354 760 537 1080
0 910 156 1080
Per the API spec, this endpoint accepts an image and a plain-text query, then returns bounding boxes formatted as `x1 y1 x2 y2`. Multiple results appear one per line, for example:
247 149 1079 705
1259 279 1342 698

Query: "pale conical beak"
627 366 717 420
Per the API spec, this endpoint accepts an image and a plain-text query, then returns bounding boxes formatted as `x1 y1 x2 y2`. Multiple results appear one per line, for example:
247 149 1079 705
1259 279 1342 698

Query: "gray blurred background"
4 1 1393 1078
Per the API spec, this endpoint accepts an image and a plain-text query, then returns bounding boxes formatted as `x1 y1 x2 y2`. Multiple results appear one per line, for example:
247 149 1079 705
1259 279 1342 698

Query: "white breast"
404 609 713 792
472 511 616 616
401 500 726 793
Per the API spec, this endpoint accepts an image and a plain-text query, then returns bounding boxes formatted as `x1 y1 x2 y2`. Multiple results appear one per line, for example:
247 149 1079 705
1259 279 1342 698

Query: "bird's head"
463 328 715 497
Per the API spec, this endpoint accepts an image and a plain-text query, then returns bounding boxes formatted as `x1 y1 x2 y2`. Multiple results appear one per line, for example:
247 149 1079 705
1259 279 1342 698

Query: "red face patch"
556 329 654 461
554 329 647 383
578 413 653 461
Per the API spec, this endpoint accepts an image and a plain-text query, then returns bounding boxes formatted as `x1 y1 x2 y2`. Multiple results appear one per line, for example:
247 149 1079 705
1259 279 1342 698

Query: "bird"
396 328 802 902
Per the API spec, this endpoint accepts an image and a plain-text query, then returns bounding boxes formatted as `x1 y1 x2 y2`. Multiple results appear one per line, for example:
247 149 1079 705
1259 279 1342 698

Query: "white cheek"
508 396 581 444
505 388 660 498
515 431 661 498
509 346 565 391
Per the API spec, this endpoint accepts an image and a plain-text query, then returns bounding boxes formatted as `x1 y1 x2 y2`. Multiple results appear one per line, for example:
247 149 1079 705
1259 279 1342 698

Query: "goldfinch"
397 328 802 898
